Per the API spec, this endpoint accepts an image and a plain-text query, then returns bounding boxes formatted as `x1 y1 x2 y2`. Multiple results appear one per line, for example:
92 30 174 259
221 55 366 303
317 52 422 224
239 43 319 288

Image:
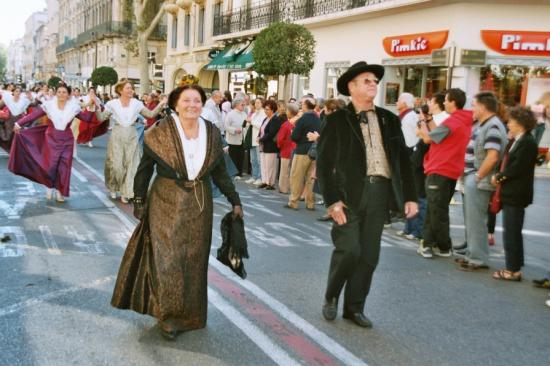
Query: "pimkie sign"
481 30 550 56
383 30 449 57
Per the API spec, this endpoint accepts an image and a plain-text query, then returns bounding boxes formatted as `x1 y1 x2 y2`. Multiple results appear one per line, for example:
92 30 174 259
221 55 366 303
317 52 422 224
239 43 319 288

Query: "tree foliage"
91 66 118 87
252 22 316 77
0 44 7 80
47 76 62 89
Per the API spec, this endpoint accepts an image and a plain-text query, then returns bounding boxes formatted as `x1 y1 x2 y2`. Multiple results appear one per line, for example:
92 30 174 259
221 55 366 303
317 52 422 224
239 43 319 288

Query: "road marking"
208 288 300 366
71 168 88 183
64 225 105 254
0 198 31 219
38 225 62 255
0 226 28 258
75 157 105 181
0 276 114 317
210 257 369 366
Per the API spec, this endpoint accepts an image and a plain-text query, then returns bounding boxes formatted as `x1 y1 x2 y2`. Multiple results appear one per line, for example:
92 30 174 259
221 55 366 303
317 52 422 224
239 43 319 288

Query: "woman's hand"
13 123 22 134
133 201 145 220
232 205 244 219
490 175 498 186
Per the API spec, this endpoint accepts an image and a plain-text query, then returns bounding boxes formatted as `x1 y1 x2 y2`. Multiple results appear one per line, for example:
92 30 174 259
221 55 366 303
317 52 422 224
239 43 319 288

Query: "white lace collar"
1 90 31 116
42 97 83 130
107 98 144 126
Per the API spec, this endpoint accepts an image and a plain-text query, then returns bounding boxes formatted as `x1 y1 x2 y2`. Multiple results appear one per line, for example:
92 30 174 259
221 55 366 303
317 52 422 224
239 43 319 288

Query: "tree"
132 0 178 94
47 76 62 89
252 22 316 99
0 44 7 80
91 66 118 87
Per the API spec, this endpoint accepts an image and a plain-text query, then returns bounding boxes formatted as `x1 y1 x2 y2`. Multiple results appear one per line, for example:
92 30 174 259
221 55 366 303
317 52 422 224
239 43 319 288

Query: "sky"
0 0 47 46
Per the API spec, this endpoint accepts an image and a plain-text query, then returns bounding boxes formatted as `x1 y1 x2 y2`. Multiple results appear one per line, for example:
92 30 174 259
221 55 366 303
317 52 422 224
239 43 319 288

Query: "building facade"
22 10 48 84
167 0 550 111
56 0 167 92
6 39 25 83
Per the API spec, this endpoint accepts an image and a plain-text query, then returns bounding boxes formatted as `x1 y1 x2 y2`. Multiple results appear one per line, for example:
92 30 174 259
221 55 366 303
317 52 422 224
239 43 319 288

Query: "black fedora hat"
337 61 385 96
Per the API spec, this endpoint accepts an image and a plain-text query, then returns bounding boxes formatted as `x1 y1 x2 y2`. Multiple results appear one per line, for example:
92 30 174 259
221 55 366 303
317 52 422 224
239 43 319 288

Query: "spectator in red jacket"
145 93 160 128
277 102 298 193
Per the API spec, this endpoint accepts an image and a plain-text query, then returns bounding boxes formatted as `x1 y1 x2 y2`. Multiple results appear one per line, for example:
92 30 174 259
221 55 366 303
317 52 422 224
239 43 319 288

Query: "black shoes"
343 312 373 328
257 183 268 189
322 298 338 321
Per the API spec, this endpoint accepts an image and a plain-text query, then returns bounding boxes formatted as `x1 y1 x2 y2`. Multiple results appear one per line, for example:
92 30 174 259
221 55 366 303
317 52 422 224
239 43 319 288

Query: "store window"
325 62 350 98
479 65 550 106
403 67 423 98
425 67 447 99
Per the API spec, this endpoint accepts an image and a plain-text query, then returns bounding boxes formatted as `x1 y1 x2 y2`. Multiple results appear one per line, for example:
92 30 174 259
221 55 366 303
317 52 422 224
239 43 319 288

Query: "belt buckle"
369 176 376 184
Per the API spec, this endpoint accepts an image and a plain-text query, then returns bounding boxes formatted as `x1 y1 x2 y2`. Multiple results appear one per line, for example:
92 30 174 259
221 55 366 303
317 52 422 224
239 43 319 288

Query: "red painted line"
209 268 338 366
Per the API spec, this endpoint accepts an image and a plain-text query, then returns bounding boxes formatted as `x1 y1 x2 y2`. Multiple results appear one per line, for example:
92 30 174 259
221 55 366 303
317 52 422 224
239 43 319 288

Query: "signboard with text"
481 30 550 56
383 30 449 57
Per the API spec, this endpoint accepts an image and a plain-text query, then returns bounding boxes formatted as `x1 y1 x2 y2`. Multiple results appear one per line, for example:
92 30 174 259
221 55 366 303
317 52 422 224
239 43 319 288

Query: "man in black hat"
317 61 418 328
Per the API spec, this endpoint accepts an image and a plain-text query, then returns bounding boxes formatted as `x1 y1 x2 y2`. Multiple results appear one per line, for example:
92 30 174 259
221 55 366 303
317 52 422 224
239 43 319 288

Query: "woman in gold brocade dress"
110 85 243 340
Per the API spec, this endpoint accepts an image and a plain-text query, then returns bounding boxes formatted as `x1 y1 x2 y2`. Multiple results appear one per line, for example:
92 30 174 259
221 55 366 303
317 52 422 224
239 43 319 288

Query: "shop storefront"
380 30 450 107
480 30 550 106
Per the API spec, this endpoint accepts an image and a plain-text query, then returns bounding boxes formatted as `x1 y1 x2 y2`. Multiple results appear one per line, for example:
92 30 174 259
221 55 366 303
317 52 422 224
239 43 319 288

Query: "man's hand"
307 131 320 142
404 201 418 219
328 201 347 225
232 205 244 219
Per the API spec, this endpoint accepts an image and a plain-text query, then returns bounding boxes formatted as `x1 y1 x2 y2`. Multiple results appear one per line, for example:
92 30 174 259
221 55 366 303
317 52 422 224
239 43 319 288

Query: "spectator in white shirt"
202 90 223 133
397 93 419 149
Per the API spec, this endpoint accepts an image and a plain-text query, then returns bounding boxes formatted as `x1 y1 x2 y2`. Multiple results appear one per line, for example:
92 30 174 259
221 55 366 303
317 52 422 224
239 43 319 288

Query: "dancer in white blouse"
0 87 31 151
94 79 167 203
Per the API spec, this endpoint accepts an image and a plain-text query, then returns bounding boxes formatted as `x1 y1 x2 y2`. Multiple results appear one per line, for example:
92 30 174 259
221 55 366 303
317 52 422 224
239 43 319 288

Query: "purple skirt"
8 123 75 196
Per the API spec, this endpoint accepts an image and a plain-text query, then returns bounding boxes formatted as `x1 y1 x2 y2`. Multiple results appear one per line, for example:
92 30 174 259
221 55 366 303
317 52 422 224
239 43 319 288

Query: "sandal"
532 278 550 289
492 269 522 282
454 258 469 265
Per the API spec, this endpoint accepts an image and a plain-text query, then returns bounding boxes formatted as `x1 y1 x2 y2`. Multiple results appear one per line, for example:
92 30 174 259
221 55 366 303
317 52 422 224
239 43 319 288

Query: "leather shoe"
343 312 373 328
322 297 338 321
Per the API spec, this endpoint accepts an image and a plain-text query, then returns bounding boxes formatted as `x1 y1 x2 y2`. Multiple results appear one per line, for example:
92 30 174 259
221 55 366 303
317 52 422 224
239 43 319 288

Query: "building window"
198 8 205 45
171 16 178 49
184 13 190 46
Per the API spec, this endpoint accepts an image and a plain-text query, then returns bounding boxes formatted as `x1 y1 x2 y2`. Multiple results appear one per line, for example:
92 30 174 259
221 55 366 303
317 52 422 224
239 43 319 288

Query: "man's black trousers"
325 177 390 314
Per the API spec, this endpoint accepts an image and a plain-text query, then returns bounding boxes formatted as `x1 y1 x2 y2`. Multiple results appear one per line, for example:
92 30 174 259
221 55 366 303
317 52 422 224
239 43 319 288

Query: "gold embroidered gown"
111 116 241 331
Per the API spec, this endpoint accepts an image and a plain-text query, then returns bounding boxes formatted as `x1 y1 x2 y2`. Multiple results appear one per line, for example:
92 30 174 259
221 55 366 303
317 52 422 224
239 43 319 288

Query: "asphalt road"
1 134 550 366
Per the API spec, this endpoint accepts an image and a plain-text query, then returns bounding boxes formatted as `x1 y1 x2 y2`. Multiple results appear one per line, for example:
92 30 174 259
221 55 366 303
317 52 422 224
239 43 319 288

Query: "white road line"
209 257 369 366
0 276 114 317
71 168 88 183
208 288 300 366
38 225 62 255
75 157 105 181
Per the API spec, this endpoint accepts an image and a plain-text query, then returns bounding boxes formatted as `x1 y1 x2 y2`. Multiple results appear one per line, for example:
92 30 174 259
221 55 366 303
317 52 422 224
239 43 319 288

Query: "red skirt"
77 113 109 144
8 124 74 196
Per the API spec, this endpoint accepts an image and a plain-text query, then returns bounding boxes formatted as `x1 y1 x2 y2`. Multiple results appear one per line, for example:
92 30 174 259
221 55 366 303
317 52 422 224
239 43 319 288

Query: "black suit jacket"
497 133 538 207
317 103 417 212
259 114 282 153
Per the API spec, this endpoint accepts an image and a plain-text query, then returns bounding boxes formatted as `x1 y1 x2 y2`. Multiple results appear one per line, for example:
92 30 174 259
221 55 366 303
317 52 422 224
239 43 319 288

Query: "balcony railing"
213 0 389 36
56 21 167 54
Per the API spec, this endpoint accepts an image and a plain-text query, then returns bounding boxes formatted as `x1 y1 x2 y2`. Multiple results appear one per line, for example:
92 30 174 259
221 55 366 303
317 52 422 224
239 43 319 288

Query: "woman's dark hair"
88 86 96 92
420 104 430 116
168 84 207 111
508 106 537 132
303 98 316 110
263 99 278 113
223 90 232 103
56 81 71 95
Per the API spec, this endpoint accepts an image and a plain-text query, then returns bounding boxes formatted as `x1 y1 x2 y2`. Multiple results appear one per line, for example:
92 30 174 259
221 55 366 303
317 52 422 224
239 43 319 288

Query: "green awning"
205 42 254 71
